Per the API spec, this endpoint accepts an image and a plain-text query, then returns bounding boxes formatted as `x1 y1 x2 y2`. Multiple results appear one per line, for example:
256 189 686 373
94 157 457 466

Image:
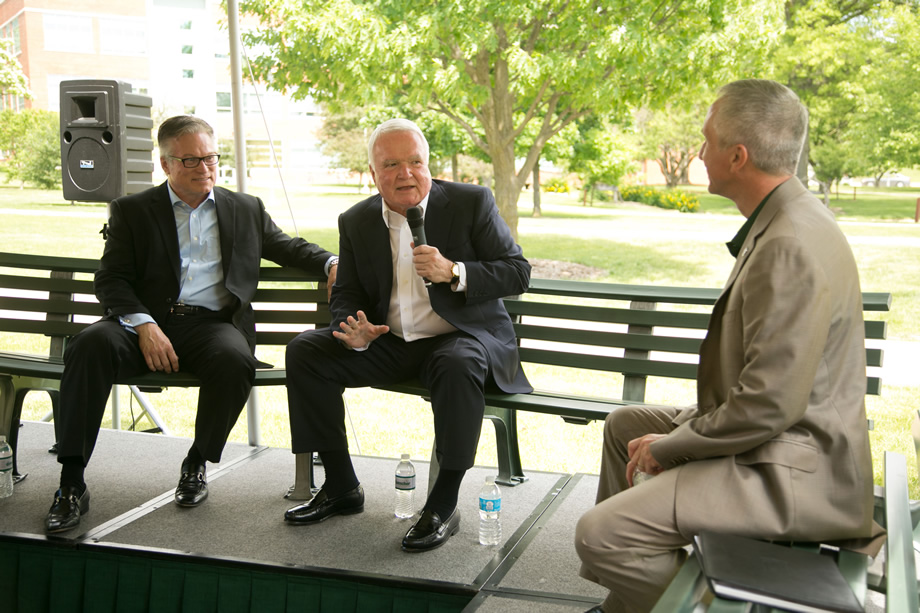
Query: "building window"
247 140 283 168
182 45 193 55
44 14 93 53
216 92 231 113
182 69 194 79
180 20 192 30
100 18 148 56
1 17 21 54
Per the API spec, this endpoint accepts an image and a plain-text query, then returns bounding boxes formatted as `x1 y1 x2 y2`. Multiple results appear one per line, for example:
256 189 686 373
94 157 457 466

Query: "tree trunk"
491 152 522 241
451 153 459 183
532 159 542 217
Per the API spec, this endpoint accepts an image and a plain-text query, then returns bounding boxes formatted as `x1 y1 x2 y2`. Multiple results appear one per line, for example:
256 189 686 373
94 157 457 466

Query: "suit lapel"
151 182 182 282
357 196 393 296
213 187 236 279
715 179 795 302
424 181 454 248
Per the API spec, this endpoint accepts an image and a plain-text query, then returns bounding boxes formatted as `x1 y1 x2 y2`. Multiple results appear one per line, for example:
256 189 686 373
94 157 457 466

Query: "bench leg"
0 377 22 481
246 388 261 447
286 452 319 501
485 406 527 486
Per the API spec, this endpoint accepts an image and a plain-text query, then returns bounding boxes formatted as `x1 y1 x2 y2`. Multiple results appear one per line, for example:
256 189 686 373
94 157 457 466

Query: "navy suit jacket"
95 182 335 350
331 179 532 393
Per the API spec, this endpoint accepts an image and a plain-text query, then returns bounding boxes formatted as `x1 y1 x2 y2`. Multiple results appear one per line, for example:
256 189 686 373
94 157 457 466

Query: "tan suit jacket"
651 177 879 545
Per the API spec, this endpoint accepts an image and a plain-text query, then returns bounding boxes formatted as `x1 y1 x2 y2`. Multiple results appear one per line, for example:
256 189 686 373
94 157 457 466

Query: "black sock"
59 457 86 493
317 449 358 497
424 468 464 518
183 445 205 469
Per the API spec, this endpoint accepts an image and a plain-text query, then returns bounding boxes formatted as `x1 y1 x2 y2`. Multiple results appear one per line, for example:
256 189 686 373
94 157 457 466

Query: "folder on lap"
692 530 863 613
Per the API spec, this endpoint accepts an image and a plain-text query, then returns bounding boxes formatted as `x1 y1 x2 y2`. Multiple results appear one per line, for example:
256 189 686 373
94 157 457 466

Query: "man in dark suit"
44 115 337 533
284 118 532 552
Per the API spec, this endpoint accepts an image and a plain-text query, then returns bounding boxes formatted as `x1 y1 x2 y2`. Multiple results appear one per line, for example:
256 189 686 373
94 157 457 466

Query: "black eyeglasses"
167 154 221 168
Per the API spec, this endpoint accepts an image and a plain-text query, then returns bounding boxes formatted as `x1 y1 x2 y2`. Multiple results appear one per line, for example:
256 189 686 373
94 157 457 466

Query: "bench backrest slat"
0 273 95 295
0 251 890 399
0 295 104 318
505 300 713 330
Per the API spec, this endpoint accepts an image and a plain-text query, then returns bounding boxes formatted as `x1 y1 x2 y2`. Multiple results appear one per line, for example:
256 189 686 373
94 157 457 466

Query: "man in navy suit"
284 118 532 552
44 115 337 534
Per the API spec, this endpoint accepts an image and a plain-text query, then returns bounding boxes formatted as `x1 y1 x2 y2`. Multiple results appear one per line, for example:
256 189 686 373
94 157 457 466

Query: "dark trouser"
57 312 258 467
286 329 489 471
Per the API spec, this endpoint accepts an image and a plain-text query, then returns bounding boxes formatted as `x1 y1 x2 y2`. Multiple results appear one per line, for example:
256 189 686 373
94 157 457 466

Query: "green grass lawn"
3 184 918 497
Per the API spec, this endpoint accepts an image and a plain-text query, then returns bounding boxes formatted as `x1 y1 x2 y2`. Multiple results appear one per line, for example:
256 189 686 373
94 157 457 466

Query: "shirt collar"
725 184 780 258
380 193 431 229
166 182 215 210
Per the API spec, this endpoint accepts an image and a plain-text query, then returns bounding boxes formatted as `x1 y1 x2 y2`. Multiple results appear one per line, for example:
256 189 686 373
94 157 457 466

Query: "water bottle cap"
400 453 410 460
0 435 5 442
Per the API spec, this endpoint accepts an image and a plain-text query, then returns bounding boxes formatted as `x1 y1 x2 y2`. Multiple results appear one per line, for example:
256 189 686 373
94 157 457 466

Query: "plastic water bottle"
478 476 502 545
394 454 416 519
633 470 654 486
0 435 13 498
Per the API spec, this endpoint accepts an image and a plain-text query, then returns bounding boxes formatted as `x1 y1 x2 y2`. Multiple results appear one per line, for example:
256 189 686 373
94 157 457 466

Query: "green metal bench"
650 451 917 612
0 250 891 490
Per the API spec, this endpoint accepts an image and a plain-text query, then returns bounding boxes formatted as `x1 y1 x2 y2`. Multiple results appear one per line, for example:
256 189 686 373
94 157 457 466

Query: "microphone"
406 206 427 246
406 206 431 286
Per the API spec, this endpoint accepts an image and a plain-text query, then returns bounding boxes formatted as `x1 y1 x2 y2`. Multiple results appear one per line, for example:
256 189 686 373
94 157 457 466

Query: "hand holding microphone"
406 206 432 287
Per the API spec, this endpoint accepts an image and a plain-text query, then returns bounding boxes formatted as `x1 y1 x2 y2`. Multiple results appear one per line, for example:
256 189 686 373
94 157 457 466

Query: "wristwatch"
450 262 460 285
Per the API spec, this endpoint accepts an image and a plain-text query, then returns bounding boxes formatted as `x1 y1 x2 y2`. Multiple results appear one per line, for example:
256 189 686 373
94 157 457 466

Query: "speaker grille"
64 137 111 193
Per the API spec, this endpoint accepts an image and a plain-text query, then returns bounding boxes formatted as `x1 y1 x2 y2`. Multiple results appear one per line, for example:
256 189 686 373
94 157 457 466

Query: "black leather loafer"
45 485 90 533
284 485 364 524
402 508 460 552
175 461 208 507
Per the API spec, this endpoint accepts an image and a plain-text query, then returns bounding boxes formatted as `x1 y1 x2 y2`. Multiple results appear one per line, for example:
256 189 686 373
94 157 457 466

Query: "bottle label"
395 475 415 491
479 497 501 513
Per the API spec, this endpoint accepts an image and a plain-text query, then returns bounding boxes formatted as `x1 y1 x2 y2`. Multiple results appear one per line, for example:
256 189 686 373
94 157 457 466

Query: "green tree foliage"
565 116 636 205
0 39 30 99
769 1 920 198
846 4 920 183
635 101 707 188
317 107 374 189
0 109 61 189
239 0 782 238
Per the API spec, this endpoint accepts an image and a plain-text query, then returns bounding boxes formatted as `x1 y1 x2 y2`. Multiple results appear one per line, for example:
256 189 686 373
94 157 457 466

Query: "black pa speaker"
60 80 155 202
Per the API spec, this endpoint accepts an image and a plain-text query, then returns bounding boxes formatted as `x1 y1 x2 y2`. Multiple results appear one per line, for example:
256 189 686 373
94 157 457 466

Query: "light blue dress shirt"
119 184 232 330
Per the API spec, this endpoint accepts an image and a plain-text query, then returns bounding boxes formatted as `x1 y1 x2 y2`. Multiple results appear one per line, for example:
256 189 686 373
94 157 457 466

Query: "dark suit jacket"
331 179 532 393
95 181 335 350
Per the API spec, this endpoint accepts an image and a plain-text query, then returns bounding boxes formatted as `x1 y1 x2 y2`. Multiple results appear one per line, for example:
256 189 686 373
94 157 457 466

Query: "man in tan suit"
575 79 882 612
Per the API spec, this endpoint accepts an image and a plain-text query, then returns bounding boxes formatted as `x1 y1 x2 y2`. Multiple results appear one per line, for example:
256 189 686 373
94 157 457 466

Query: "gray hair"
367 118 430 170
157 116 215 157
710 79 807 176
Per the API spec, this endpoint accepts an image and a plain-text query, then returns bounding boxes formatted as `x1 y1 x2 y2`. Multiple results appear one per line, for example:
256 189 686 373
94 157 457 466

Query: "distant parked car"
862 173 911 187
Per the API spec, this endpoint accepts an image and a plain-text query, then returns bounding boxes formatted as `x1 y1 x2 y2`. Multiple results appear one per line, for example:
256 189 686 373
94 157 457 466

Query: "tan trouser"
575 405 689 613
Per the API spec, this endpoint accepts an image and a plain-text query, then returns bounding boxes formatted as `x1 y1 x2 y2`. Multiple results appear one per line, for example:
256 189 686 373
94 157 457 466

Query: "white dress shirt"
381 197 464 342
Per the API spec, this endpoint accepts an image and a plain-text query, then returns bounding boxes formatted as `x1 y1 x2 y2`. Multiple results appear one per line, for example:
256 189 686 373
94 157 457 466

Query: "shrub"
543 177 570 193
620 185 699 212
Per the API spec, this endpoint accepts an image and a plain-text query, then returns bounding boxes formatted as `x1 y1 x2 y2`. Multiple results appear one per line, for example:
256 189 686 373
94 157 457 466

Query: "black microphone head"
406 206 423 226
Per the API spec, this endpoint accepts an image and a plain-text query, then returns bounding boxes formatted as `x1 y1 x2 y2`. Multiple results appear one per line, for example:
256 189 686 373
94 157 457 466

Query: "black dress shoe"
175 461 208 507
45 485 90 533
584 606 605 613
402 508 460 552
284 485 364 524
